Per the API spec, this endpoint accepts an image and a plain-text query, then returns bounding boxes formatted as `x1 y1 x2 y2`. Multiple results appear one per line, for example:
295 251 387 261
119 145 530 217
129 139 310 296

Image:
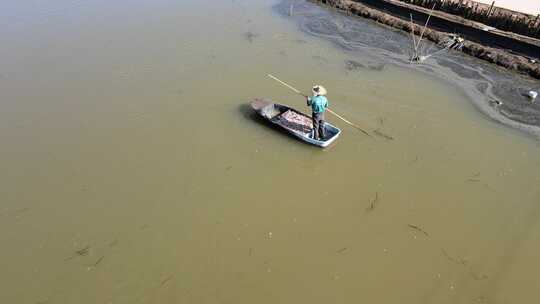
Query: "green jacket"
307 95 328 114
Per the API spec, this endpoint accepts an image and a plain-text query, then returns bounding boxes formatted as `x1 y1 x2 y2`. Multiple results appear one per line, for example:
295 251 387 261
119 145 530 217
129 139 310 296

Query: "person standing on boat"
306 85 329 140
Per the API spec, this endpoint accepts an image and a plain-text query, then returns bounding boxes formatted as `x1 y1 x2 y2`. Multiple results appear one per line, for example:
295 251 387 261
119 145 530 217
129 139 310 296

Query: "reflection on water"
0 0 539 303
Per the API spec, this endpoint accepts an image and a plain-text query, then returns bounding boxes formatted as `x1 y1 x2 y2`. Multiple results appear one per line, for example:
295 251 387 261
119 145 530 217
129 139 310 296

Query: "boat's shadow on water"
238 103 260 121
238 103 289 135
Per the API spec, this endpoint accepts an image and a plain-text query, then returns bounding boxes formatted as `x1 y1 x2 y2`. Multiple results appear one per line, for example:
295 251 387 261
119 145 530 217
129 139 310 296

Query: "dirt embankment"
314 0 540 80
402 0 540 40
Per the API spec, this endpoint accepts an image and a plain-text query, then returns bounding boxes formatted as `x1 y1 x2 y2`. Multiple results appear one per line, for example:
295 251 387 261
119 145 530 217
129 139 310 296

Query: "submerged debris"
87 256 105 270
65 246 91 261
336 247 348 254
345 59 365 71
75 246 90 256
407 224 429 237
160 275 174 287
94 256 104 267
366 192 379 212
345 60 385 71
244 31 259 43
441 248 465 265
373 129 394 140
441 248 488 281
466 172 481 182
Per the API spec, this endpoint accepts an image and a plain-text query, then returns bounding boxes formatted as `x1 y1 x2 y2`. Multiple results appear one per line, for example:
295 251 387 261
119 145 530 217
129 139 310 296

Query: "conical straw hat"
312 85 327 96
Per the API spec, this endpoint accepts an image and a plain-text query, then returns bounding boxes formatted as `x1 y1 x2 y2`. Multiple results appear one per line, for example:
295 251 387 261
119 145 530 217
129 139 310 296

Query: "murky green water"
1 0 539 303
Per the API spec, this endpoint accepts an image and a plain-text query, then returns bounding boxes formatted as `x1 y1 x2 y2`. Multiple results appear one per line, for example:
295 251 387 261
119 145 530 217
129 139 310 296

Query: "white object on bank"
528 90 538 101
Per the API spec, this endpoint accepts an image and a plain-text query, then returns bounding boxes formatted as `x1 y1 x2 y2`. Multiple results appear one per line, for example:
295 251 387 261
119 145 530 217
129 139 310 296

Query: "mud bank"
276 0 540 138
314 0 540 80
399 0 540 40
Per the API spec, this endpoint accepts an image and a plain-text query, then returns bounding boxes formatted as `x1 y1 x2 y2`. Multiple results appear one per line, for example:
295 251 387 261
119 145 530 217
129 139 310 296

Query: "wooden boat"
250 98 341 148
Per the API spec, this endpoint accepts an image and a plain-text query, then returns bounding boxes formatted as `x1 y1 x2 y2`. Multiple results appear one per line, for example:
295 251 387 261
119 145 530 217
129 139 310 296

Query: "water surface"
1 0 539 303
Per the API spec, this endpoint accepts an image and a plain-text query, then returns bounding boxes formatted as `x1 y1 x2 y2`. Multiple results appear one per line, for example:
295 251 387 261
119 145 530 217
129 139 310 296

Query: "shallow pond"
0 0 539 303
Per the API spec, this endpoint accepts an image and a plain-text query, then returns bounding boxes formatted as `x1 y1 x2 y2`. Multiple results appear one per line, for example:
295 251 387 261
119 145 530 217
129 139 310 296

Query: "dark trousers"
312 112 326 140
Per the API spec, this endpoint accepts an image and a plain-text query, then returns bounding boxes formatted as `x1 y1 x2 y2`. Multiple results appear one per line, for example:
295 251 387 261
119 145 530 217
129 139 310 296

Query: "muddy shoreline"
276 0 540 139
401 0 540 41
315 0 540 79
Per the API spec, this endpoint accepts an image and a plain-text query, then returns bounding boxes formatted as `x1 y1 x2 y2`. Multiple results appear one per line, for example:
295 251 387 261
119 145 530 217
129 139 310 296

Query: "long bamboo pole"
409 14 418 62
267 74 372 138
416 3 437 56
